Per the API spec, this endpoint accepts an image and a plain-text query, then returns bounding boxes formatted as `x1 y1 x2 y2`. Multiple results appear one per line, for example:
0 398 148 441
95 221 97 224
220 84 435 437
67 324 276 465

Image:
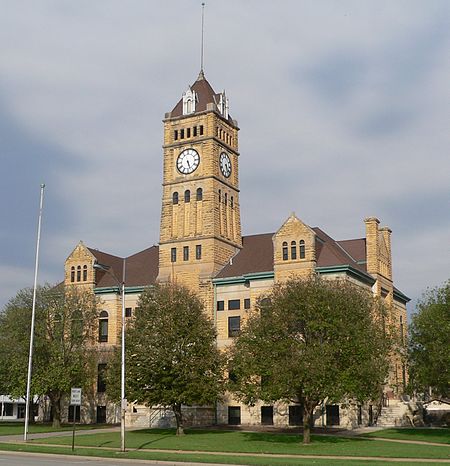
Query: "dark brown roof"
88 246 159 288
215 229 368 279
216 233 274 278
313 228 367 273
88 229 368 286
337 238 366 263
170 72 234 123
125 246 159 286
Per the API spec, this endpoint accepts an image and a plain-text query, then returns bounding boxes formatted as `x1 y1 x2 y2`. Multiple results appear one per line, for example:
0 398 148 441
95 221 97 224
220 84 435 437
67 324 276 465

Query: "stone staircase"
376 401 409 427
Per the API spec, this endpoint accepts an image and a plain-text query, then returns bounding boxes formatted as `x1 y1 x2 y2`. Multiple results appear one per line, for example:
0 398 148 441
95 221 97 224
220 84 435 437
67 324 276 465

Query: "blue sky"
1 0 449 314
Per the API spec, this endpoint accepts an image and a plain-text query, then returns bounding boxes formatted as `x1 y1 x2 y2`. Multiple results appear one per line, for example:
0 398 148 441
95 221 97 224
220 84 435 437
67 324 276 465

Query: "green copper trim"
394 288 410 303
94 286 146 295
213 271 274 286
316 265 376 286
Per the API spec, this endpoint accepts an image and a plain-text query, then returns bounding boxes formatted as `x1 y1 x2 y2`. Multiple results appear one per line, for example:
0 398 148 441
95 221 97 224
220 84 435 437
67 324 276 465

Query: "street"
0 451 229 466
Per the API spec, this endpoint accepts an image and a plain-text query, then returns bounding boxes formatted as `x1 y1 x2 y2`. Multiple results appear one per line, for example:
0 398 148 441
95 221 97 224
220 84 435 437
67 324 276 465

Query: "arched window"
184 190 190 202
98 311 109 343
218 189 221 202
172 192 179 204
230 196 234 208
196 188 203 201
70 266 75 283
282 242 288 261
291 241 297 260
186 98 192 114
225 193 228 205
299 240 305 259
83 265 88 281
76 265 81 282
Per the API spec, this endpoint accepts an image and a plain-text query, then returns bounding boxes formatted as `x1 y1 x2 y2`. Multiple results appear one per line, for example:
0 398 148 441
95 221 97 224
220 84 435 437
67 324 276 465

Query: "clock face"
177 148 200 175
220 152 232 178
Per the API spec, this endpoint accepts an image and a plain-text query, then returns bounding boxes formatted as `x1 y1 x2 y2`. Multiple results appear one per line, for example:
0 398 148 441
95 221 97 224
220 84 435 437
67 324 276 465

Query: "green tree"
0 285 99 427
228 276 391 444
122 283 224 435
408 280 450 399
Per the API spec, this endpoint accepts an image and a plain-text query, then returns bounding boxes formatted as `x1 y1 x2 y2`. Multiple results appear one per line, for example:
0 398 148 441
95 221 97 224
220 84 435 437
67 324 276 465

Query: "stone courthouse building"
64 70 409 428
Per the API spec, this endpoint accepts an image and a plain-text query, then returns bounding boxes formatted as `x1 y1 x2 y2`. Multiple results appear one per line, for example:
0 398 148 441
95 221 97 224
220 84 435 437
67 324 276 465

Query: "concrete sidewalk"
0 426 120 443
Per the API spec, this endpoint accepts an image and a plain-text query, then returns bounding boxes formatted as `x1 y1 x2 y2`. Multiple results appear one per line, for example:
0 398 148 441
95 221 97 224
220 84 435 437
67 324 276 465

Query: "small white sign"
71 388 82 406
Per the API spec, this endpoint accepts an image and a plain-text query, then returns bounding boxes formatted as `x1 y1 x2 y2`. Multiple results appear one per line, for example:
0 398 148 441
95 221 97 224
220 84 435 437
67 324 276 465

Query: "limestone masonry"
64 70 409 428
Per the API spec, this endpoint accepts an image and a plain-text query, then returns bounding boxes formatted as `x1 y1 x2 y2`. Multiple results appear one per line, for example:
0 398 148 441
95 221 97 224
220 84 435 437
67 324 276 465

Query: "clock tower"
157 71 242 299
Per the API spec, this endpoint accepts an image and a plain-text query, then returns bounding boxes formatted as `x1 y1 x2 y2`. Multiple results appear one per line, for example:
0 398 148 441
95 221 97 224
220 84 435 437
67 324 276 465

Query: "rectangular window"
326 405 340 426
228 370 238 383
193 126 197 137
289 405 303 426
244 298 251 310
228 406 241 425
171 248 177 263
187 128 191 138
174 130 178 140
180 129 184 139
199 125 204 135
97 363 107 393
3 403 13 416
261 406 274 425
96 406 107 424
228 316 241 337
196 244 202 260
228 299 240 310
183 246 189 261
68 405 81 422
99 319 108 343
217 300 224 311
125 307 132 318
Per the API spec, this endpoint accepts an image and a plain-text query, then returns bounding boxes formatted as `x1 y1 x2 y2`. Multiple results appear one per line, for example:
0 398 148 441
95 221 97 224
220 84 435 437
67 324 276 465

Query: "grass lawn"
363 427 450 444
0 442 438 465
0 421 112 436
33 428 450 459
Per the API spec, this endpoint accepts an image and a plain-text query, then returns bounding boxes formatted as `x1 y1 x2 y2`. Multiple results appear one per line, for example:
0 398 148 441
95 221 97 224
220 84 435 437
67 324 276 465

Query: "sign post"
70 388 81 451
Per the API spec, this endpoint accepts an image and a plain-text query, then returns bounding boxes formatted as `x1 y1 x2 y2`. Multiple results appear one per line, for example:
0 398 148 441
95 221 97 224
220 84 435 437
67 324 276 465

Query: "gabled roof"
88 246 159 288
216 228 369 279
313 228 367 273
216 233 274 278
170 72 234 123
337 238 366 263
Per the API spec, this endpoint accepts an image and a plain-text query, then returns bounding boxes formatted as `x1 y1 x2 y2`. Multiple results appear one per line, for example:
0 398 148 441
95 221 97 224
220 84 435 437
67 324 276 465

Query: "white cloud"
0 0 449 310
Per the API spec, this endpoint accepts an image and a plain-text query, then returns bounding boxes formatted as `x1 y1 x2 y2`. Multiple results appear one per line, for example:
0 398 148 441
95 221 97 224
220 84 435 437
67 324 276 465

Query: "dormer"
217 91 229 119
64 241 96 287
273 213 316 283
182 87 197 115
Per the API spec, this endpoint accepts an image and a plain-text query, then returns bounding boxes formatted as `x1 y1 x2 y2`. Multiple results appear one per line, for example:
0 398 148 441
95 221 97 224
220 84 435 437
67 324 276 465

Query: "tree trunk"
302 401 316 444
51 395 61 429
172 403 184 436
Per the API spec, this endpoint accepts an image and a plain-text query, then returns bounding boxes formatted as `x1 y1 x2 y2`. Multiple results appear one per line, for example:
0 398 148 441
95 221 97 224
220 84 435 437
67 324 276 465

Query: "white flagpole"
24 183 45 441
